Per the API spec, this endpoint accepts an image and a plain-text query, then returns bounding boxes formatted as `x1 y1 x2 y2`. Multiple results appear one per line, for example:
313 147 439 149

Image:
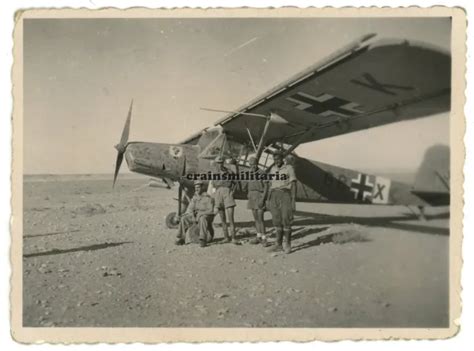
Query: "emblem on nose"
169 145 183 159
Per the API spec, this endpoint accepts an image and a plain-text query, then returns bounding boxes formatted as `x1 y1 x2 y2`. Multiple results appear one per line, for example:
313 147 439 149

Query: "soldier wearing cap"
211 155 239 244
267 152 297 254
247 156 269 246
175 180 215 247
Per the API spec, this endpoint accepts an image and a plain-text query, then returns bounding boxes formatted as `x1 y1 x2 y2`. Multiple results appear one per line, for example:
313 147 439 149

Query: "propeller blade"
117 99 133 151
112 99 133 188
112 152 124 188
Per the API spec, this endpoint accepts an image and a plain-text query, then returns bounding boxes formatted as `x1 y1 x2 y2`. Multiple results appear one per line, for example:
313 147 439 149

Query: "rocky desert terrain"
22 175 449 327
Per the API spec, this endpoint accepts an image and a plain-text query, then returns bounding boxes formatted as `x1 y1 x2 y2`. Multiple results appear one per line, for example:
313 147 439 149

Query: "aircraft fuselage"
122 141 449 207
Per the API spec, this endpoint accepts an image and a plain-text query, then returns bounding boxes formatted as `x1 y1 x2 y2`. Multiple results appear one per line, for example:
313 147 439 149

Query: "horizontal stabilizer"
410 191 450 206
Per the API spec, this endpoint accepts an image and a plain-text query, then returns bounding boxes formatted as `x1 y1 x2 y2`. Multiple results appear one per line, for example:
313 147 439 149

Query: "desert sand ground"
22 175 449 327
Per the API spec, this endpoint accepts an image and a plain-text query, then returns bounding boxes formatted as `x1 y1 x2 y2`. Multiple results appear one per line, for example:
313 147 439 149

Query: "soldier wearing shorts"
267 153 297 254
175 180 215 247
212 156 239 244
247 156 269 246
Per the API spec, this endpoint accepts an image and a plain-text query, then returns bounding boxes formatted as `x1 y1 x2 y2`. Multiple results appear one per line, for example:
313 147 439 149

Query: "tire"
165 212 180 229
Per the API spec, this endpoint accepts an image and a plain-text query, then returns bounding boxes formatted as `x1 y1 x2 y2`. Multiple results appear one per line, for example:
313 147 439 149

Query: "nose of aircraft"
113 100 197 186
124 142 190 181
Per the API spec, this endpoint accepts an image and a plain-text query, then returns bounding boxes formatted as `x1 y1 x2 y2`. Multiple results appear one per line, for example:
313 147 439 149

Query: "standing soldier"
175 180 215 247
212 155 240 244
267 152 297 254
247 156 269 246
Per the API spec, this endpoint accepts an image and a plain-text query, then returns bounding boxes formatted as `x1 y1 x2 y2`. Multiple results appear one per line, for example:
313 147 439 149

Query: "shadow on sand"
235 211 449 237
291 228 372 253
24 229 81 239
293 210 450 236
23 241 133 258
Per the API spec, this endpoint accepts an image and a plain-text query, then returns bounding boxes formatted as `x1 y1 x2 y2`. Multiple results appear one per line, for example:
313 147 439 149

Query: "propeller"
113 99 133 188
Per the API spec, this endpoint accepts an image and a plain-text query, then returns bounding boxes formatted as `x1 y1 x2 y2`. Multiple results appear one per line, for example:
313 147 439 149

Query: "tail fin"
412 144 450 206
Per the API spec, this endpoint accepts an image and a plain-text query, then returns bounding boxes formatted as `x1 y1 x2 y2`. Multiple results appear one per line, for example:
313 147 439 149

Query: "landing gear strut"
165 156 190 229
165 183 190 229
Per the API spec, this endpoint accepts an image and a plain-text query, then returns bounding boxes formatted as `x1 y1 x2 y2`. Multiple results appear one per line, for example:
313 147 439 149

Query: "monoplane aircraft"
112 33 451 228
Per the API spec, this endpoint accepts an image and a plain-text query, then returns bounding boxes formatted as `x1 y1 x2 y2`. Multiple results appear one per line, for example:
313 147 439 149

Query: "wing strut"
255 116 272 161
246 128 258 152
254 112 293 161
265 121 321 172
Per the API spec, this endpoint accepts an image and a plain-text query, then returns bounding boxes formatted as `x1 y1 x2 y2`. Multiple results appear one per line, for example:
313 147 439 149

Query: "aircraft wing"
186 34 450 146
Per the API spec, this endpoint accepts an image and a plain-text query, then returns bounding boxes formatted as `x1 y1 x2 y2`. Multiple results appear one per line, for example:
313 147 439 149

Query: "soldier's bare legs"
249 209 260 243
226 206 240 244
283 227 292 254
217 209 230 242
250 209 267 245
257 209 266 244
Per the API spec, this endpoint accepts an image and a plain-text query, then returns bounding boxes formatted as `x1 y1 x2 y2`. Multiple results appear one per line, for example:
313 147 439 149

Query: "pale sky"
23 17 451 174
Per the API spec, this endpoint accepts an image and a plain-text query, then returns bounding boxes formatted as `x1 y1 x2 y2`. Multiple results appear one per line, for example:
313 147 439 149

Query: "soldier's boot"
175 238 185 246
199 239 207 248
261 235 270 247
267 229 283 253
283 229 292 254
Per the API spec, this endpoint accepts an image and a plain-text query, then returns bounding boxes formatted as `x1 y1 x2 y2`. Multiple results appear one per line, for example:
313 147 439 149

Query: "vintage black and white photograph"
11 7 465 342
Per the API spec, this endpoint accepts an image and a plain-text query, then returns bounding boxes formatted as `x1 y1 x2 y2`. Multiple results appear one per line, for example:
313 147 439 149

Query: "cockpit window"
197 129 221 151
199 129 252 162
197 129 291 168
199 132 226 160
225 139 246 160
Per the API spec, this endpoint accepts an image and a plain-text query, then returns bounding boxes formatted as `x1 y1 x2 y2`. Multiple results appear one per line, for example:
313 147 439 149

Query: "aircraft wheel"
165 212 180 229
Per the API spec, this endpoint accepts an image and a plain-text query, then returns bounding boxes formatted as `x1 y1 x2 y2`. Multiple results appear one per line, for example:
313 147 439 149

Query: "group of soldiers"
175 152 297 254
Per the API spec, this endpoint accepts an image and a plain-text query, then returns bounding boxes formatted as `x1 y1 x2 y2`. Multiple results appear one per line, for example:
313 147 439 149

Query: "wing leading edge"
187 35 450 147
